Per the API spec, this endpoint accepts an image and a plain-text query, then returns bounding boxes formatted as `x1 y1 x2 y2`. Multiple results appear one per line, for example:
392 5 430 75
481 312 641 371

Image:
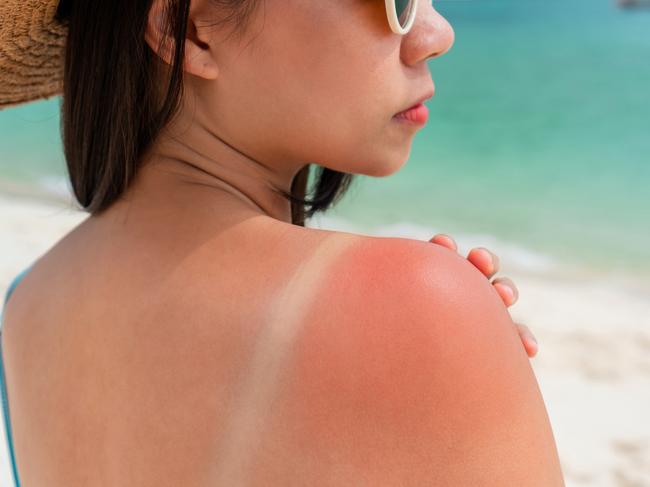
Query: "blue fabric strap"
1 265 34 487
2 266 33 309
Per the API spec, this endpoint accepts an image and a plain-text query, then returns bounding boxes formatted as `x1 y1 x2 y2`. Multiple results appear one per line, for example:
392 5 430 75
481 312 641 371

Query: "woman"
0 0 564 485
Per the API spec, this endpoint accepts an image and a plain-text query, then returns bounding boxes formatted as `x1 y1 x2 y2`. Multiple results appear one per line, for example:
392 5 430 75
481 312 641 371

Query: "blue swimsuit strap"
1 264 34 487
2 265 34 311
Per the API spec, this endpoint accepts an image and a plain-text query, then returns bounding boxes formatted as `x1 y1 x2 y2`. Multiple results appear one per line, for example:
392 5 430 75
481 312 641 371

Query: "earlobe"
183 42 219 80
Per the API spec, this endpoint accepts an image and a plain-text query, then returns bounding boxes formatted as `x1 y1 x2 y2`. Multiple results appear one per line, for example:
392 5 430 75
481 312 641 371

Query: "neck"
128 97 306 224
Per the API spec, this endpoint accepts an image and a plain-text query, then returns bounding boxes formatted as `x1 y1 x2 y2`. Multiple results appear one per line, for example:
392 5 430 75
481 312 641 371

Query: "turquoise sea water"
326 0 650 279
0 0 649 280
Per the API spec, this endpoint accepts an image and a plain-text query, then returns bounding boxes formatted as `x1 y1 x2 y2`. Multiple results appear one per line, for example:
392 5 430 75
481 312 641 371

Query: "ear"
144 0 219 80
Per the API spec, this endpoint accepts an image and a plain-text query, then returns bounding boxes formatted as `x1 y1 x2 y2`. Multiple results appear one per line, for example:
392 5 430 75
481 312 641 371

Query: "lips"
396 88 435 116
393 103 429 124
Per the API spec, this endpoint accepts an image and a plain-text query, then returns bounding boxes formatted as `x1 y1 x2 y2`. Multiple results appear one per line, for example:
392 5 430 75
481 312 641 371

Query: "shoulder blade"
270 236 565 486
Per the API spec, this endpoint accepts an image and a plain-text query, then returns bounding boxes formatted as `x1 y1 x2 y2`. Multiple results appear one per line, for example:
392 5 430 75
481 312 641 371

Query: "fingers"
467 247 499 279
492 276 519 306
515 322 538 358
430 234 499 279
430 234 517 307
429 233 457 252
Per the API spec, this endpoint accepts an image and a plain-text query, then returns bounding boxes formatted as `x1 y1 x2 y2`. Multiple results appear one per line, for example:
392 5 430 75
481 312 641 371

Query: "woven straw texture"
0 0 66 110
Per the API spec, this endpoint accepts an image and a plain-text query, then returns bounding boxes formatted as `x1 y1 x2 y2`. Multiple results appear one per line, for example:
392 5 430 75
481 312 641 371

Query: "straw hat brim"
0 0 67 110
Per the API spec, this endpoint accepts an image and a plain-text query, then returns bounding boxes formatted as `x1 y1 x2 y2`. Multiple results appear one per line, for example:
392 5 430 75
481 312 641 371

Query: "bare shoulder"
259 235 566 486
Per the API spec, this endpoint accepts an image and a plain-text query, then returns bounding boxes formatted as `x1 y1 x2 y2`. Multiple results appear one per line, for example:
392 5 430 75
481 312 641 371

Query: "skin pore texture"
0 0 565 485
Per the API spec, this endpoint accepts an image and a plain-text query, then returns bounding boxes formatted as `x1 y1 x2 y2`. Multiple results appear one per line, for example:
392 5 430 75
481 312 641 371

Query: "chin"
322 148 410 178
362 155 410 178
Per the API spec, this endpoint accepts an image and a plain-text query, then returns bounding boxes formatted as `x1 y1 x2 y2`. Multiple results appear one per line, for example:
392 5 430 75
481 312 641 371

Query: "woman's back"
0 199 360 486
1 203 564 486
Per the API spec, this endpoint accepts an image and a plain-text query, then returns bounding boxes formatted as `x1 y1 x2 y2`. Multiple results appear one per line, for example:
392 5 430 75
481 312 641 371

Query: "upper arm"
266 237 565 486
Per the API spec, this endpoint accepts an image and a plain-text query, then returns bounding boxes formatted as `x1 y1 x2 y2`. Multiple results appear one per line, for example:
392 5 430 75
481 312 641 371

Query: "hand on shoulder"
272 235 565 486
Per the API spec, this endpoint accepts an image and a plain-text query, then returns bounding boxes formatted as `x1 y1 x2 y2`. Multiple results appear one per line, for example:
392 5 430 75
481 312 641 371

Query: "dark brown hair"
55 0 355 226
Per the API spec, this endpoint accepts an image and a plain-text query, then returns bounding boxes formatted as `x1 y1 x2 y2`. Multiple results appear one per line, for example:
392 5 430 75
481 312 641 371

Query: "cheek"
276 48 406 172
260 2 398 123
224 0 412 173
278 51 411 178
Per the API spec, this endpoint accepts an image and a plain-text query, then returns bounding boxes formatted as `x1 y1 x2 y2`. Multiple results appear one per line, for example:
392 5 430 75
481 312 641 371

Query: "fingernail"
501 284 514 300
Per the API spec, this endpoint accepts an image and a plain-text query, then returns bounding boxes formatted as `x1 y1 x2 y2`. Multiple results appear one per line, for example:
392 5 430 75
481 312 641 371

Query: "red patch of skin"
235 237 561 485
253 239 515 482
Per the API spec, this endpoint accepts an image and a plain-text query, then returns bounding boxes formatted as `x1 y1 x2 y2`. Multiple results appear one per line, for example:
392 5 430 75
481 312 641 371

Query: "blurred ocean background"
1 0 649 283
1 1 650 486
320 0 650 284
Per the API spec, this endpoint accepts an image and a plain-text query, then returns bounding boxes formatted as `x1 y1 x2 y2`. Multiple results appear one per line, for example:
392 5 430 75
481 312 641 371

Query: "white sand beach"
1 189 649 486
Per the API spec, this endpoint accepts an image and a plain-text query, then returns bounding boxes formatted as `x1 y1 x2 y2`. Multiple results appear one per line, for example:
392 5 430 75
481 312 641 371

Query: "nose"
401 1 455 66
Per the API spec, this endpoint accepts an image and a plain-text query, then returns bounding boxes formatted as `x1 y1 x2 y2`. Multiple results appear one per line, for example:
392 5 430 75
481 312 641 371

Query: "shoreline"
0 185 648 295
3 173 650 289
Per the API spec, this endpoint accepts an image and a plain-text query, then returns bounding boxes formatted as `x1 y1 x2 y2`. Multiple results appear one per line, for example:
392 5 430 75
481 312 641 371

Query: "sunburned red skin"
430 233 538 358
250 237 553 485
252 238 444 483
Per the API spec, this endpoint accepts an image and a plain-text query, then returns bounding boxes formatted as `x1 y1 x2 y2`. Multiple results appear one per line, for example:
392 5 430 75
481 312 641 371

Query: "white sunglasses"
385 0 420 35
